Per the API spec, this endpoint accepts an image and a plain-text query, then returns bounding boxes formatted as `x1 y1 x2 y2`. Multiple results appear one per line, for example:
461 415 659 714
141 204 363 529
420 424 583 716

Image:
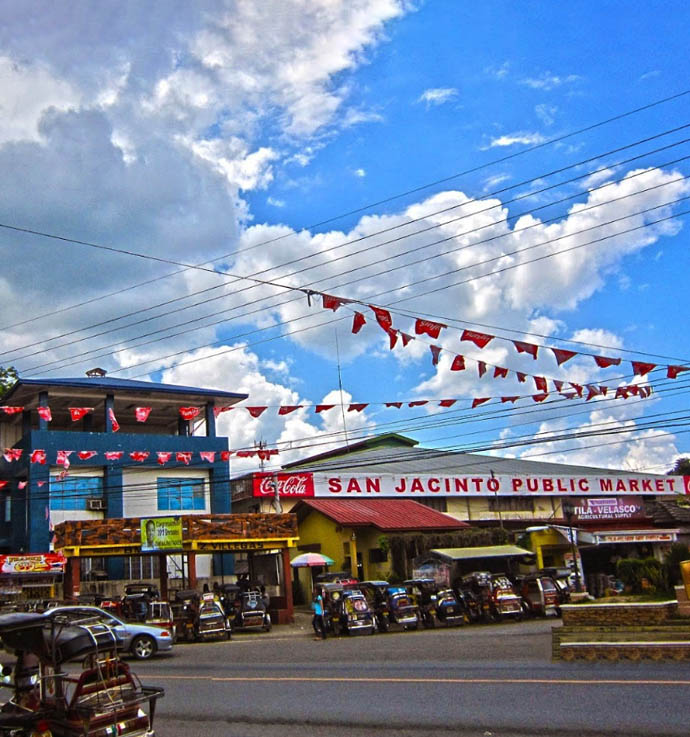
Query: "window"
417 499 448 512
157 478 206 511
488 497 534 512
369 548 388 563
50 477 103 511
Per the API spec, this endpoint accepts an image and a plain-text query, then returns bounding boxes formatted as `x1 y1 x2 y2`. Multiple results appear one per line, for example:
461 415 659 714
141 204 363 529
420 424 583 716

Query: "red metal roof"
296 498 469 532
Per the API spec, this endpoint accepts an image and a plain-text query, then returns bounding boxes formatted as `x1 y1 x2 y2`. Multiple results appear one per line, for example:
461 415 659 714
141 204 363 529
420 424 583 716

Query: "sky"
1 0 690 477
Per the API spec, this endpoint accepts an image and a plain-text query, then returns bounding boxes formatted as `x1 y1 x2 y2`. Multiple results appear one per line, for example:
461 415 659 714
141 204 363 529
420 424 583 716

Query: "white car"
47 605 174 660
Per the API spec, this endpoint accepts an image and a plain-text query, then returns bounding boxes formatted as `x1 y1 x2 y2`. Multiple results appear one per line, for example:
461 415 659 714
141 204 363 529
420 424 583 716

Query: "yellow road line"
149 674 690 686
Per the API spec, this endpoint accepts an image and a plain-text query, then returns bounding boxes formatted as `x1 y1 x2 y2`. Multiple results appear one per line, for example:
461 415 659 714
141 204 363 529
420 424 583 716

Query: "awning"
429 545 535 561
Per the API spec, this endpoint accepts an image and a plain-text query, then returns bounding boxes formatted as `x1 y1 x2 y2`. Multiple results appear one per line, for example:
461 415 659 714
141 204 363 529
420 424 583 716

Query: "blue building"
0 374 246 585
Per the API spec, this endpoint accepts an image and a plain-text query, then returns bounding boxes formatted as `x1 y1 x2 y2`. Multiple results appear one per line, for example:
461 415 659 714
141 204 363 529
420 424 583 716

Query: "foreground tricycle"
0 611 163 737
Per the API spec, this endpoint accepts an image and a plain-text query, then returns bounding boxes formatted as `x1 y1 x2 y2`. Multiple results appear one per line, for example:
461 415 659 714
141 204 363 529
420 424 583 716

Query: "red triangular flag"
586 386 600 401
278 405 302 415
77 451 97 461
220 451 232 461
37 406 52 422
135 407 152 422
461 329 494 349
200 451 216 463
31 449 46 464
551 348 577 365
415 318 446 339
246 406 267 418
533 376 547 392
409 400 428 407
129 451 149 462
214 405 234 418
501 396 519 403
176 452 193 465
322 293 348 312
387 329 398 350
493 366 508 378
439 399 457 408
56 450 73 468
369 305 393 332
401 333 414 347
532 393 549 403
179 407 201 421
108 408 120 432
513 341 538 359
640 385 653 398
385 402 403 408
615 386 630 399
594 356 621 368
450 355 465 372
667 365 690 379
570 383 583 397
352 312 366 334
516 372 527 383
348 403 368 412
0 406 23 415
69 407 93 421
471 397 491 408
632 361 656 377
315 405 335 413
430 345 442 366
477 361 487 378
553 380 564 392
157 452 172 465
3 448 22 462
104 451 123 460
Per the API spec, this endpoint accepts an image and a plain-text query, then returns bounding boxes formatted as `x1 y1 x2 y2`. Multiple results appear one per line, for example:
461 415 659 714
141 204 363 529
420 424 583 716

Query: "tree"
667 457 690 476
0 366 18 400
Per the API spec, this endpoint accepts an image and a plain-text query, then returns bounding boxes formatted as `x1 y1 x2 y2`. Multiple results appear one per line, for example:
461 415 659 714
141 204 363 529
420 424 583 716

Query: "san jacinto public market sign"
253 472 690 498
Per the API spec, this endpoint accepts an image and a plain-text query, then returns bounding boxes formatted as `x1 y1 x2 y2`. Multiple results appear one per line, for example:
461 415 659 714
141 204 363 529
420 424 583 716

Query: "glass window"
50 477 103 511
156 478 206 511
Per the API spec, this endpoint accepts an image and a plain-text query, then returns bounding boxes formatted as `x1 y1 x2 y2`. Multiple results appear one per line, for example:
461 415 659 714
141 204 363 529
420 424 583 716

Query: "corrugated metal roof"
430 545 535 560
296 498 469 531
287 440 640 477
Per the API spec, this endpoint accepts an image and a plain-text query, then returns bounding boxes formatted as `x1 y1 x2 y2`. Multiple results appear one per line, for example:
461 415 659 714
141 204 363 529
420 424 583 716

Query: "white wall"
122 467 211 518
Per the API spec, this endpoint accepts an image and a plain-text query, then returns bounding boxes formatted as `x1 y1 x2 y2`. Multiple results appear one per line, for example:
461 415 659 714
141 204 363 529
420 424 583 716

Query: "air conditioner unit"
86 497 105 511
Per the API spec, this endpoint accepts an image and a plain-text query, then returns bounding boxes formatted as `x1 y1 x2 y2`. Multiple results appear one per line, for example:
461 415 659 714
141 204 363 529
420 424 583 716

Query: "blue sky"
0 1 689 474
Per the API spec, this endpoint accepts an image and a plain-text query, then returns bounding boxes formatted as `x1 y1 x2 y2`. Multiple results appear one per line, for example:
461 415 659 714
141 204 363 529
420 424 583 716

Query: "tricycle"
220 584 271 632
404 579 437 628
0 610 164 737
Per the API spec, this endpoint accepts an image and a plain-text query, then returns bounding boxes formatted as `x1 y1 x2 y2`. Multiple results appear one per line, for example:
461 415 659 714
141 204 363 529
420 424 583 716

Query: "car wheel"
131 635 156 660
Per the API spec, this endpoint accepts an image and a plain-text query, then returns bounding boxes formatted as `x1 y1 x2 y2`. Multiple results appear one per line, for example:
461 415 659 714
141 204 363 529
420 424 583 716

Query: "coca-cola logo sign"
253 473 315 498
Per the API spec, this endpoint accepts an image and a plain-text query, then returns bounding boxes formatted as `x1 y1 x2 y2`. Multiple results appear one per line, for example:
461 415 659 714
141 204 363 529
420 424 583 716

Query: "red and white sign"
253 473 315 498
574 497 646 521
315 473 688 497
595 531 677 544
0 553 66 575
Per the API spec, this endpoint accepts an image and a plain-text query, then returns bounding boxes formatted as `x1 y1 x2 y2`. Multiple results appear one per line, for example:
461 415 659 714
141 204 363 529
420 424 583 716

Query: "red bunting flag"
315 405 335 413
668 365 690 379
37 406 52 422
553 380 564 392
409 400 428 407
220 451 232 461
0 406 23 415
352 312 366 334
37 481 45 487
594 356 621 368
322 293 348 311
3 448 22 462
69 407 93 421
532 393 549 403
278 406 302 415
400 333 414 347
478 362 487 378
501 396 519 403
516 372 527 383
639 385 653 398
387 329 399 350
129 451 149 462
176 452 192 465
135 407 152 422
628 385 640 396
586 386 600 401
600 386 609 396
157 452 172 465
385 402 403 408
439 399 457 408
369 305 393 332
236 450 256 458
18 481 27 489
0 481 7 489
246 407 267 418
513 341 539 359
104 451 123 460
415 318 446 339
56 450 73 468
471 397 491 408
213 406 234 418
31 450 46 465
534 376 547 392
77 451 97 461
200 451 216 463
632 361 656 377
348 403 368 412
430 345 442 366
179 407 201 421
108 408 120 432
450 355 465 371
615 386 630 399
551 348 577 365
570 383 584 397
461 330 494 349
493 366 509 378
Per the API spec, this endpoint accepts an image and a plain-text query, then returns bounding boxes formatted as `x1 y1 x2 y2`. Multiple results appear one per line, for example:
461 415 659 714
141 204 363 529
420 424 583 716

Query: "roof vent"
86 367 107 377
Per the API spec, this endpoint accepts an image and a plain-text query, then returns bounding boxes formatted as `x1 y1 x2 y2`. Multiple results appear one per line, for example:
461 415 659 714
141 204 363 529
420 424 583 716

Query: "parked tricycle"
404 579 437 628
221 584 271 632
516 574 561 617
433 588 466 626
336 589 376 635
0 611 164 737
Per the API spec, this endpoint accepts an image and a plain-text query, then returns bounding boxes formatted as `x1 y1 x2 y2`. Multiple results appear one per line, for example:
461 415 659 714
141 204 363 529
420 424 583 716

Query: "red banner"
253 472 315 498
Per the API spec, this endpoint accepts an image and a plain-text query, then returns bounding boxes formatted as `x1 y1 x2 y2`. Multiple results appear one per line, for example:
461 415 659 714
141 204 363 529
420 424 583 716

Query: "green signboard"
141 517 183 552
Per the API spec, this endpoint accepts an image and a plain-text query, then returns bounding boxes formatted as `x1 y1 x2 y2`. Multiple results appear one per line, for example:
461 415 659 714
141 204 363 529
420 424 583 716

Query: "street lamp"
562 500 582 593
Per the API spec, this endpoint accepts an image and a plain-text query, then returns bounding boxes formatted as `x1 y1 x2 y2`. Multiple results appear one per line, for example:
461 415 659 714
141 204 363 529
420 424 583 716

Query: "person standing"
312 590 327 640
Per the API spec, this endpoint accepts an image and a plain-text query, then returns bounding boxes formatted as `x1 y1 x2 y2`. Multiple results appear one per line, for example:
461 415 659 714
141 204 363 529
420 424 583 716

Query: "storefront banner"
0 553 66 574
311 473 688 497
574 497 646 521
141 517 183 552
253 472 315 498
595 531 677 544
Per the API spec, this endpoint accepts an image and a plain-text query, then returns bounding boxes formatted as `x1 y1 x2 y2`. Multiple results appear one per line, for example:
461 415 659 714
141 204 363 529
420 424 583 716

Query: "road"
133 618 690 737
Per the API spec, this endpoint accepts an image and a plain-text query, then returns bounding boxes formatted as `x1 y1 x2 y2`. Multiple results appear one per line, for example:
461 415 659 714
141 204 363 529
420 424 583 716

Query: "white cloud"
521 72 581 91
353 168 367 178
535 103 557 126
487 132 546 148
417 87 458 107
